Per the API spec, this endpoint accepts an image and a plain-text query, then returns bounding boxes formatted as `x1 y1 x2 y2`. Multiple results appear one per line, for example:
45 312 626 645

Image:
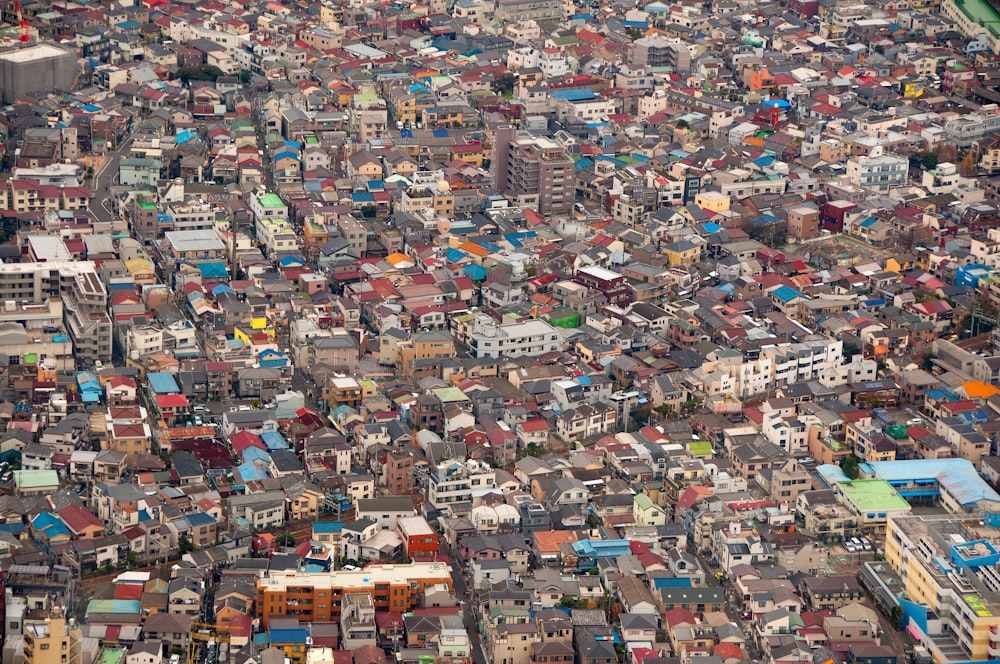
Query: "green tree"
921 151 939 171
558 596 582 609
676 119 689 129
630 407 650 427
276 533 296 547
891 604 904 628
920 352 937 372
179 534 195 554
494 71 517 96
654 403 673 422
177 65 225 83
841 453 861 480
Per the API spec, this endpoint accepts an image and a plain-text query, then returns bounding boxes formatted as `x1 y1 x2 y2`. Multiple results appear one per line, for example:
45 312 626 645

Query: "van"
861 537 872 551
851 537 863 549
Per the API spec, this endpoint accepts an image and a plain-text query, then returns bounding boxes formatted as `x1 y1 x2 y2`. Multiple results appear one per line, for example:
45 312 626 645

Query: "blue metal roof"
198 262 228 278
549 88 595 101
313 521 345 533
148 372 180 394
771 285 803 303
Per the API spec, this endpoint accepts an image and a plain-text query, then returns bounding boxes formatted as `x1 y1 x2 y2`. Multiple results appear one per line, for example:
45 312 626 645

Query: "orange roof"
459 241 490 257
962 381 1000 400
533 530 576 552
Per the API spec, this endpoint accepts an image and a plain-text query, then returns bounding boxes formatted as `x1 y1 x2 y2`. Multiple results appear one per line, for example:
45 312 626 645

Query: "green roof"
687 441 713 456
13 470 58 489
432 387 469 403
952 0 1000 36
86 599 142 615
138 201 157 210
97 649 127 664
837 479 911 513
634 493 658 511
258 193 285 209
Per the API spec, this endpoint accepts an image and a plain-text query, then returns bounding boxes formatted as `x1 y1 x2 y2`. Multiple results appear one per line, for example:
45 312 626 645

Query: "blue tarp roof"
352 192 375 203
433 129 448 138
237 460 268 482
212 284 235 296
262 431 289 450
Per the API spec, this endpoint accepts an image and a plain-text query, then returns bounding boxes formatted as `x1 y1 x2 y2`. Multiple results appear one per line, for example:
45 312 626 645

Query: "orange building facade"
255 563 453 628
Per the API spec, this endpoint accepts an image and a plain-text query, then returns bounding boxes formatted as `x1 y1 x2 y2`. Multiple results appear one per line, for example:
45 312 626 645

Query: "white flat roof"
262 562 452 591
0 44 67 63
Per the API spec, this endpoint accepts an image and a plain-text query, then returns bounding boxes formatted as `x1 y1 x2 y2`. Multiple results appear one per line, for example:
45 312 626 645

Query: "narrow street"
90 135 133 223
445 544 487 664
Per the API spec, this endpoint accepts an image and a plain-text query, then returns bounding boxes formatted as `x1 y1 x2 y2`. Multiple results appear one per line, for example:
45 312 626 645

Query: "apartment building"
846 152 909 192
0 261 112 363
426 459 496 510
468 314 561 359
885 513 1000 661
255 563 453 628
628 36 692 70
494 129 574 215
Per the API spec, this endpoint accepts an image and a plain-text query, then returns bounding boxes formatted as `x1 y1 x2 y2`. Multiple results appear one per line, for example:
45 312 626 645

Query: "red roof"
59 504 104 534
156 393 190 408
114 584 144 600
519 419 548 432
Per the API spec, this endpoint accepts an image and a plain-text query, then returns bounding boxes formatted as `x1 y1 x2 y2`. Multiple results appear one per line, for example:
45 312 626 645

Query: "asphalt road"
446 544 487 664
90 136 132 223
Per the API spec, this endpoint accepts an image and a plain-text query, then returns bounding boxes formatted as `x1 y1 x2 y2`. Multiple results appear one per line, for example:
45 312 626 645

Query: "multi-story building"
0 261 111 364
493 129 574 215
628 36 692 71
944 105 1000 146
426 459 496 510
255 563 453 628
574 266 631 306
494 0 564 22
846 152 909 192
885 512 1000 661
23 607 71 664
468 315 560 359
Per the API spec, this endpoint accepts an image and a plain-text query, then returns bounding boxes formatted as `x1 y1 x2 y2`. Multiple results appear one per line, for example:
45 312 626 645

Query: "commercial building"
468 314 561 358
493 129 574 215
884 510 1000 661
255 563 453 628
860 459 1000 513
832 479 912 536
